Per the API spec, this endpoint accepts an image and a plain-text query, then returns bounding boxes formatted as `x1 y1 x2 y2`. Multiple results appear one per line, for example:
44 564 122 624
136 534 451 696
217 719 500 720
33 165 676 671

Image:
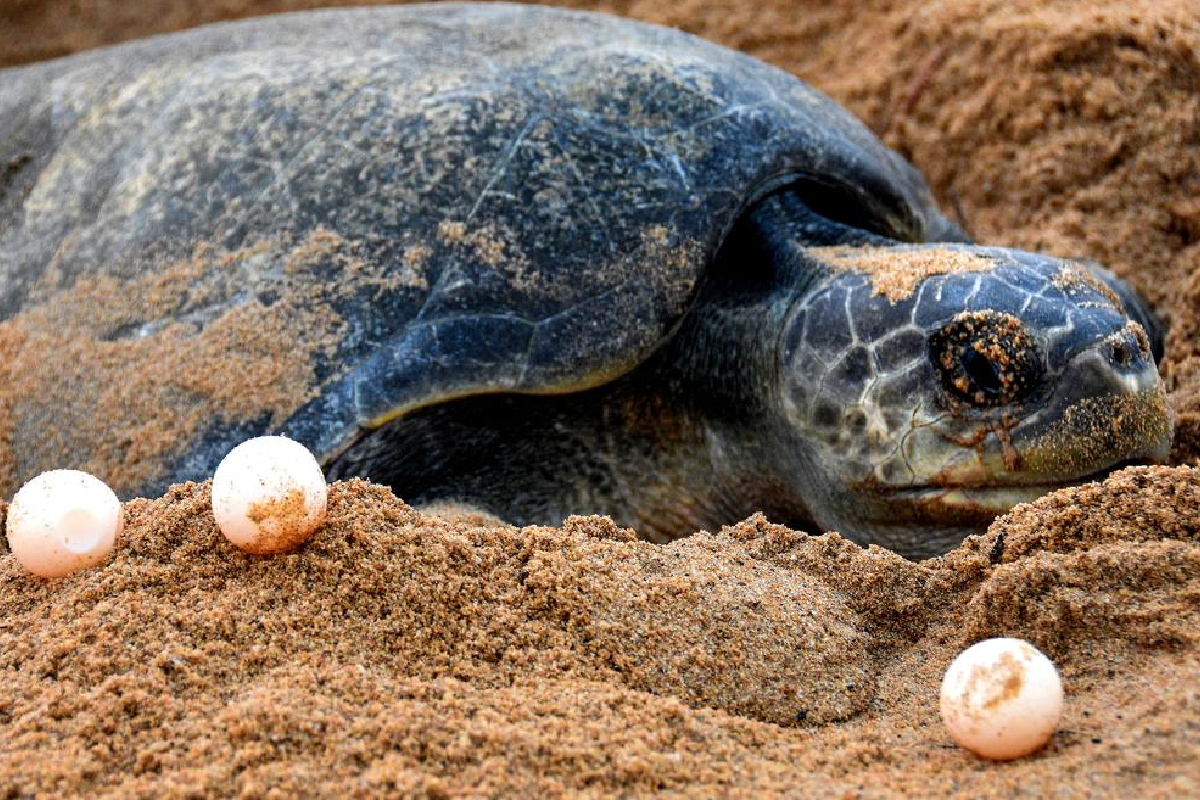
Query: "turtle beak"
1005 325 1172 472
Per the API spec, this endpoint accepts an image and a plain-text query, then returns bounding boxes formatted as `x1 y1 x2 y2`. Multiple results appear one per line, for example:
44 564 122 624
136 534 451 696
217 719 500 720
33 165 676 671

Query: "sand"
2 470 1198 795
1 0 1199 795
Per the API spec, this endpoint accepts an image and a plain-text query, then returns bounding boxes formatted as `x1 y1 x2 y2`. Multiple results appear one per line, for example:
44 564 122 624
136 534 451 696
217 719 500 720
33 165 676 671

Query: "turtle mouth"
882 458 1147 513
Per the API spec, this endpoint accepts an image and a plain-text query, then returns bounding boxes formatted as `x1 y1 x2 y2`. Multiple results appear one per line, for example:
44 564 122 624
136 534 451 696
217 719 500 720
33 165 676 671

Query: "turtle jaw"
875 465 1141 520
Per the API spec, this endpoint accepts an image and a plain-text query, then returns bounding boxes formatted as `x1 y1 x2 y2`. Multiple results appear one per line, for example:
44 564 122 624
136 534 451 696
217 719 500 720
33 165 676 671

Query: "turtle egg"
940 637 1063 760
6 470 122 578
211 436 327 555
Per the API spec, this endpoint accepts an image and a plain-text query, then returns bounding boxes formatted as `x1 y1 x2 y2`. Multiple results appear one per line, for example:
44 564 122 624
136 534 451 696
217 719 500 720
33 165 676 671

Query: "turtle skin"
0 4 1172 557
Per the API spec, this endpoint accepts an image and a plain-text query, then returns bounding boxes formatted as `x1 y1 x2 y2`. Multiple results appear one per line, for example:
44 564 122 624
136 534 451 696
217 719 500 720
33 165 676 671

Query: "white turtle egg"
211 436 328 555
940 637 1063 760
7 469 123 578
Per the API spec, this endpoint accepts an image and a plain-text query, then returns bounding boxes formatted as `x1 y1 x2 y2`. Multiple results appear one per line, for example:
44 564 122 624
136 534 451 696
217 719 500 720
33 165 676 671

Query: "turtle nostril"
1107 328 1149 371
1111 339 1134 368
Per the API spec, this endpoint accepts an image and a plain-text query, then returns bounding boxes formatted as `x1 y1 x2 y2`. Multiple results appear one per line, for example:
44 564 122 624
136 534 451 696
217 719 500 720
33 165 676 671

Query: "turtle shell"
0 4 950 498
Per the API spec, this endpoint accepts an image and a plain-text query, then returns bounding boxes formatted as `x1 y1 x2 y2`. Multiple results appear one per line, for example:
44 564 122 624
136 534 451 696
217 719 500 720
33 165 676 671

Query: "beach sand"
1 0 1198 795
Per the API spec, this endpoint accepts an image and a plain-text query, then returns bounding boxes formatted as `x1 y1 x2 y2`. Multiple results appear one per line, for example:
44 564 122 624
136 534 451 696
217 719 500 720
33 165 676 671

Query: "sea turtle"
0 4 1171 558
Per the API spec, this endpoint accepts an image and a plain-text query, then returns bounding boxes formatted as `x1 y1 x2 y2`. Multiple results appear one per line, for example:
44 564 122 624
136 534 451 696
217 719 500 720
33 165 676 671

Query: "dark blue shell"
0 4 949 497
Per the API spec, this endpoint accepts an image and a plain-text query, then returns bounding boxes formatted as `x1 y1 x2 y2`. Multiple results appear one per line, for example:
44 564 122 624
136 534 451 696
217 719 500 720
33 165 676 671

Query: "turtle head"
777 244 1172 558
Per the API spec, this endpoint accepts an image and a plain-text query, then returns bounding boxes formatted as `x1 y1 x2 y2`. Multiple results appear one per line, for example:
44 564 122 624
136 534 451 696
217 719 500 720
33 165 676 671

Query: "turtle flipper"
286 275 694 466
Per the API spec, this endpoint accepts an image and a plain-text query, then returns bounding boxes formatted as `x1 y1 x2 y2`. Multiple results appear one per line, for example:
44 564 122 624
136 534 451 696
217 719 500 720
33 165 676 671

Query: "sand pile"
2 0 1199 795
1 468 1197 795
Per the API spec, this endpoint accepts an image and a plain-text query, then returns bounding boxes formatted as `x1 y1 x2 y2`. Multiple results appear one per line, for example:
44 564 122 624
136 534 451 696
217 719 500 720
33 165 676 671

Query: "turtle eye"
929 311 1042 407
960 348 1003 399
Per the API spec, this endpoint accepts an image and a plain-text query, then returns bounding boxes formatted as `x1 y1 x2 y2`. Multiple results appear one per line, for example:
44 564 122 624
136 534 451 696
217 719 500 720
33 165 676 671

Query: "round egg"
211 436 328 555
940 637 1064 760
6 469 123 578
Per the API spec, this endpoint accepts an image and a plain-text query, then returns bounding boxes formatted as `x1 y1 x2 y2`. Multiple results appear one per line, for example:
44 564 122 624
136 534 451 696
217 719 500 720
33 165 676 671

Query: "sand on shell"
2 0 1200 795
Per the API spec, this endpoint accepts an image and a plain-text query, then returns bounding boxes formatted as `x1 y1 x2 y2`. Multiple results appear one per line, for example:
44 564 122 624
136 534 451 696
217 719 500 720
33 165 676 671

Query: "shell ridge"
466 110 544 222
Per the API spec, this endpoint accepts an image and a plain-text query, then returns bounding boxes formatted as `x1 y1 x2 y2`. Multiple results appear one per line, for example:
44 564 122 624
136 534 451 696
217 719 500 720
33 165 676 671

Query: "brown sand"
1 470 1198 795
814 246 997 302
2 0 1200 795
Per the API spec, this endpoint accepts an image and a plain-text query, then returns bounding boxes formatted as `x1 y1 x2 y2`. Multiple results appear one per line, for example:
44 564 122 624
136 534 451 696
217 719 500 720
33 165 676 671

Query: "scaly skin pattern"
780 246 1169 556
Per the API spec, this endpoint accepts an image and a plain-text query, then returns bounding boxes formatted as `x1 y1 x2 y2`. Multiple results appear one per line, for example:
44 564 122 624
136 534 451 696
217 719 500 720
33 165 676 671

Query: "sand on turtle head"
812 246 996 302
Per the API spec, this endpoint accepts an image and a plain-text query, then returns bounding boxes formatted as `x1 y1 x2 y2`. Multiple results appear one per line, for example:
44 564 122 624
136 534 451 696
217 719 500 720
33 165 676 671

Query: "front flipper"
284 259 700 466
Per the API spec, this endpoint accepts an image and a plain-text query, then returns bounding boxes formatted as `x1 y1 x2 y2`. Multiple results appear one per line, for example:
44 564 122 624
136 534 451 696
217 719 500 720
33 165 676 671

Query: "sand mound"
2 468 1198 794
